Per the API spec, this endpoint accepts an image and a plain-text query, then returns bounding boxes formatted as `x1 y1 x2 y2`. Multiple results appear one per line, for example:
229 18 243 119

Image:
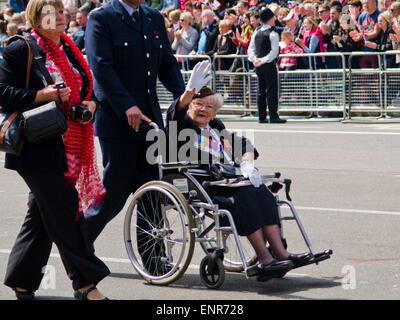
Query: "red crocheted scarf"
31 29 105 217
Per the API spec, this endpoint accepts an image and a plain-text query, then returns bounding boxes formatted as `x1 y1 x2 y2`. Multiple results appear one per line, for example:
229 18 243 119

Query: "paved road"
1 119 400 301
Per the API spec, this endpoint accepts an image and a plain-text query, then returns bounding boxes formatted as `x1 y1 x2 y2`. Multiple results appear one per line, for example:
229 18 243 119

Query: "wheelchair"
123 126 333 289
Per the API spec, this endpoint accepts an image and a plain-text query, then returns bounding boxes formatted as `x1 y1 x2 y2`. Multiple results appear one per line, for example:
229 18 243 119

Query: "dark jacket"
0 36 89 173
165 98 259 165
195 20 219 55
207 34 237 70
85 1 185 139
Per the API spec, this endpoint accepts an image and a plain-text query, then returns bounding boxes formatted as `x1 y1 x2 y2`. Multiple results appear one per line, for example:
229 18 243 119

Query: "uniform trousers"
255 62 280 121
4 168 110 291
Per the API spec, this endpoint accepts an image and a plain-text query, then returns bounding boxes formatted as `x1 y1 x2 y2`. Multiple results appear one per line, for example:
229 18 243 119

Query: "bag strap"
0 112 19 144
6 35 34 88
27 37 54 85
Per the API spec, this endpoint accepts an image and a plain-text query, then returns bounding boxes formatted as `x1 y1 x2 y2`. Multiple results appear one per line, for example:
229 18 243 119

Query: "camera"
55 82 66 89
223 30 233 37
70 104 92 122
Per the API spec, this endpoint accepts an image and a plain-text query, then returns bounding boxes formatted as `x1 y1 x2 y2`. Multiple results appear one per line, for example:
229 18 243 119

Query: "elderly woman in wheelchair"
123 61 332 288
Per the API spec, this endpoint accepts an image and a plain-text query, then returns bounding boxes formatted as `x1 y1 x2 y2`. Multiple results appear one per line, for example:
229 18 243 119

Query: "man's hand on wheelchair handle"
125 106 152 132
240 160 262 188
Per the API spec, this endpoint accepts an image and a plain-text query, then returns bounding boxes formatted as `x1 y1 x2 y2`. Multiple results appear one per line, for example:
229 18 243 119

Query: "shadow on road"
109 271 343 300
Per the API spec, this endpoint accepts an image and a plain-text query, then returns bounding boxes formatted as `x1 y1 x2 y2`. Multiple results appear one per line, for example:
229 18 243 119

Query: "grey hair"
202 9 215 18
212 93 224 112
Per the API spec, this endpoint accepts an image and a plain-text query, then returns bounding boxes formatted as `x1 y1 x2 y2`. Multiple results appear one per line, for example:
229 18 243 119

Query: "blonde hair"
26 0 64 30
304 17 319 29
6 22 18 36
180 11 193 25
218 19 232 29
378 12 392 26
281 30 294 41
169 9 182 23
391 2 400 17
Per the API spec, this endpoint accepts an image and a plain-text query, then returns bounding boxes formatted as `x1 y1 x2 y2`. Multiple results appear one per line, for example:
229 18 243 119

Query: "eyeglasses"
191 101 215 111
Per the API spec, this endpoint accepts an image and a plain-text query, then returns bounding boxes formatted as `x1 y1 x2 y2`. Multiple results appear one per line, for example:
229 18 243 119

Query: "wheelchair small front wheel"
124 181 195 285
199 254 225 289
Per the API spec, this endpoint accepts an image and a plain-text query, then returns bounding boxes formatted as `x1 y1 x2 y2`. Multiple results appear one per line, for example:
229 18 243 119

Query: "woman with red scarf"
295 17 324 69
0 0 110 300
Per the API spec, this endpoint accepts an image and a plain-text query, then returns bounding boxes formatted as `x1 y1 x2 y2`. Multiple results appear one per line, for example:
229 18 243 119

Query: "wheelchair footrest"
294 249 333 269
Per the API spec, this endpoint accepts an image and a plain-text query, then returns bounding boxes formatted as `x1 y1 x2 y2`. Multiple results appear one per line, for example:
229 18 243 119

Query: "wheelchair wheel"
197 213 257 272
124 181 195 285
199 254 225 289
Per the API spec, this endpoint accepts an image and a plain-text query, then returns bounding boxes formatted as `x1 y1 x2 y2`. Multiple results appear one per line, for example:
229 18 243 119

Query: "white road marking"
228 128 400 136
289 206 400 217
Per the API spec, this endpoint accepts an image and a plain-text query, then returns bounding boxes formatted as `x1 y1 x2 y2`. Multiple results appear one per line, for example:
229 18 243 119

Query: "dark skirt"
208 184 280 236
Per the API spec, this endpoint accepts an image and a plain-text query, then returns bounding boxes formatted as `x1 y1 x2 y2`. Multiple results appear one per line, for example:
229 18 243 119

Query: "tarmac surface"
0 118 399 301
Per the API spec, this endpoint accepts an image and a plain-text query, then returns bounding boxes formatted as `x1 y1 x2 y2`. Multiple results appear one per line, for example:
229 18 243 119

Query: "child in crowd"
279 31 303 102
279 30 303 71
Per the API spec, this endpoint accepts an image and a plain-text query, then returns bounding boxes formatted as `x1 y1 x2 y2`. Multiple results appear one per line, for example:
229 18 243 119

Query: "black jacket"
165 98 259 166
0 36 89 173
195 20 219 55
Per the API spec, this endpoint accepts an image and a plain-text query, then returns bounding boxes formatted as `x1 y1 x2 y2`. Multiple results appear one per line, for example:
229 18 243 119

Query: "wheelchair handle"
139 121 159 130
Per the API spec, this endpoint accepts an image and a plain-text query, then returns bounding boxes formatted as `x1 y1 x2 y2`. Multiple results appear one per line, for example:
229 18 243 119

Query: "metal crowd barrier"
155 51 400 119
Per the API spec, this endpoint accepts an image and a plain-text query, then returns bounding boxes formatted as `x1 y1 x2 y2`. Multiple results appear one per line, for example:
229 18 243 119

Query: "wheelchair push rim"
124 181 195 285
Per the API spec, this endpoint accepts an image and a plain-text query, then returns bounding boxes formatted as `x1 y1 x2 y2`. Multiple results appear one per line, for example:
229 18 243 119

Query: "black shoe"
74 286 109 300
13 288 35 300
287 252 313 268
254 260 294 282
258 119 268 123
269 117 287 123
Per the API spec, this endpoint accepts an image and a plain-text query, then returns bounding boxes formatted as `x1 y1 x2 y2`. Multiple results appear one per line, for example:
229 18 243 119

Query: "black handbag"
0 36 32 155
22 101 67 144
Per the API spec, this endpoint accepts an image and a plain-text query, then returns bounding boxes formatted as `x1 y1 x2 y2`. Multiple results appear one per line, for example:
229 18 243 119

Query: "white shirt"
248 24 280 65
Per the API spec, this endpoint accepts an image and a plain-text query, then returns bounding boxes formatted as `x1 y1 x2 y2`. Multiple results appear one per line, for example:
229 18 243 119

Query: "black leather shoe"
287 252 312 268
74 286 109 300
255 260 294 282
14 288 34 300
258 119 268 123
269 117 287 123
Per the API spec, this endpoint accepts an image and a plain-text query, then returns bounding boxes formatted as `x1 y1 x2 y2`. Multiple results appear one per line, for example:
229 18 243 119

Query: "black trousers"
255 63 279 121
83 138 159 244
4 169 110 291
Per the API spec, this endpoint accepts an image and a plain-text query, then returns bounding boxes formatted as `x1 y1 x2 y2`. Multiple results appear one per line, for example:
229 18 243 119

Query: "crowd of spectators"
160 0 400 70
2 0 400 69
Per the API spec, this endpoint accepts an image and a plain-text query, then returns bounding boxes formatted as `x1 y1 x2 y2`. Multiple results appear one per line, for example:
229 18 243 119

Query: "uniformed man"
248 8 287 124
83 0 185 249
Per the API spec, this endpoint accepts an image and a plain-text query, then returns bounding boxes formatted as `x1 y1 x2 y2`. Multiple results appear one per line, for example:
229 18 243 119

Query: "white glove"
186 60 213 93
240 161 262 188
